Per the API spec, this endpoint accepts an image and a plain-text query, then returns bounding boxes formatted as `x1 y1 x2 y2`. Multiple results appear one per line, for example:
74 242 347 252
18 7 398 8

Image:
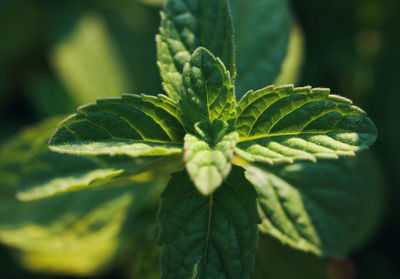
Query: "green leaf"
0 119 167 275
179 47 236 129
157 167 259 279
253 235 329 279
0 118 181 201
51 12 132 105
230 0 291 98
49 94 185 157
235 85 377 164
184 120 238 195
157 0 235 99
245 153 385 257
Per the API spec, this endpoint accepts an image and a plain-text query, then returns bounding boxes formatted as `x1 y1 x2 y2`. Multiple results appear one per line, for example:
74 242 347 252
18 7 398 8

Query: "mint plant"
14 0 377 277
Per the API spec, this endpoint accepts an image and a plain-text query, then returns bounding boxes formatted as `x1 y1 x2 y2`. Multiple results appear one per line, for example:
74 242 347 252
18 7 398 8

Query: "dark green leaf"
157 0 235 99
158 167 259 278
230 0 291 98
245 153 385 257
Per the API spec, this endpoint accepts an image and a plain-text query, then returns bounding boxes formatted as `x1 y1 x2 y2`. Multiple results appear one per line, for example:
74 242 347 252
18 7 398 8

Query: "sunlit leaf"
49 94 185 157
184 120 238 195
235 85 377 164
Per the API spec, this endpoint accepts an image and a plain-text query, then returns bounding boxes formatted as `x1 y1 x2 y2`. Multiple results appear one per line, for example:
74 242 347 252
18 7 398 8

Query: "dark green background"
1 0 399 278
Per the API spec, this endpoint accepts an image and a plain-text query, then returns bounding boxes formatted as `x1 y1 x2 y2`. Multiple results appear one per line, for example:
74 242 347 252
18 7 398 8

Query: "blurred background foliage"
0 0 399 278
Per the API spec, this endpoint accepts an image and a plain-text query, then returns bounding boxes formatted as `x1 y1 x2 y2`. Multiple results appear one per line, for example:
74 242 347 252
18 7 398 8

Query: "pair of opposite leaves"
49 46 377 196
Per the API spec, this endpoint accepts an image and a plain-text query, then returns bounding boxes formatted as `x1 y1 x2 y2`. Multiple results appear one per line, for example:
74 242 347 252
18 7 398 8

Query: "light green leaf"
51 12 132 105
49 94 185 157
230 0 291 98
157 0 235 99
274 24 305 86
0 119 167 275
179 47 236 129
235 85 377 164
1 118 181 201
245 153 385 257
184 120 238 195
157 167 259 279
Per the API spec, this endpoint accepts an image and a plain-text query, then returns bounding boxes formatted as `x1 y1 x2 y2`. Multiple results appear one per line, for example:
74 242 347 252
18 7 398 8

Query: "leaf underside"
49 94 185 157
184 130 238 195
158 167 259 279
157 0 235 100
235 85 377 164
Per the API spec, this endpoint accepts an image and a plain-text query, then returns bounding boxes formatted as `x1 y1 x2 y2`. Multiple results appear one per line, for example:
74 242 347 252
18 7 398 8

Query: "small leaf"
157 167 259 279
179 47 236 129
245 153 385 257
184 120 238 195
230 0 291 98
157 0 235 99
49 94 185 157
235 85 377 164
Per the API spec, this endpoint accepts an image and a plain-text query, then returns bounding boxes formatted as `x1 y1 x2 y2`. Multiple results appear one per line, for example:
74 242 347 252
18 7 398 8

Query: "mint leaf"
0 117 181 201
230 0 291 98
0 124 166 275
49 94 185 157
51 12 132 104
245 154 385 257
158 167 259 278
157 0 235 99
235 85 377 164
184 120 238 195
179 47 236 129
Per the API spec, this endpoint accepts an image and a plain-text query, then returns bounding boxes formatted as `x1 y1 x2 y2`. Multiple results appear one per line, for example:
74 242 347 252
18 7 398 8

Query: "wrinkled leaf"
245 153 385 257
49 94 185 157
230 0 291 98
158 167 259 278
184 120 238 195
157 0 235 99
179 47 236 129
235 85 377 164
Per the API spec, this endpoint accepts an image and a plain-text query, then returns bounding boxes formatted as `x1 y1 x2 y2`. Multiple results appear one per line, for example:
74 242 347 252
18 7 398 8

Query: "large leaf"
184 120 238 195
235 85 377 164
179 47 236 129
244 153 385 257
49 94 185 157
0 121 167 276
157 0 235 99
230 0 291 98
0 118 181 201
158 167 259 279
